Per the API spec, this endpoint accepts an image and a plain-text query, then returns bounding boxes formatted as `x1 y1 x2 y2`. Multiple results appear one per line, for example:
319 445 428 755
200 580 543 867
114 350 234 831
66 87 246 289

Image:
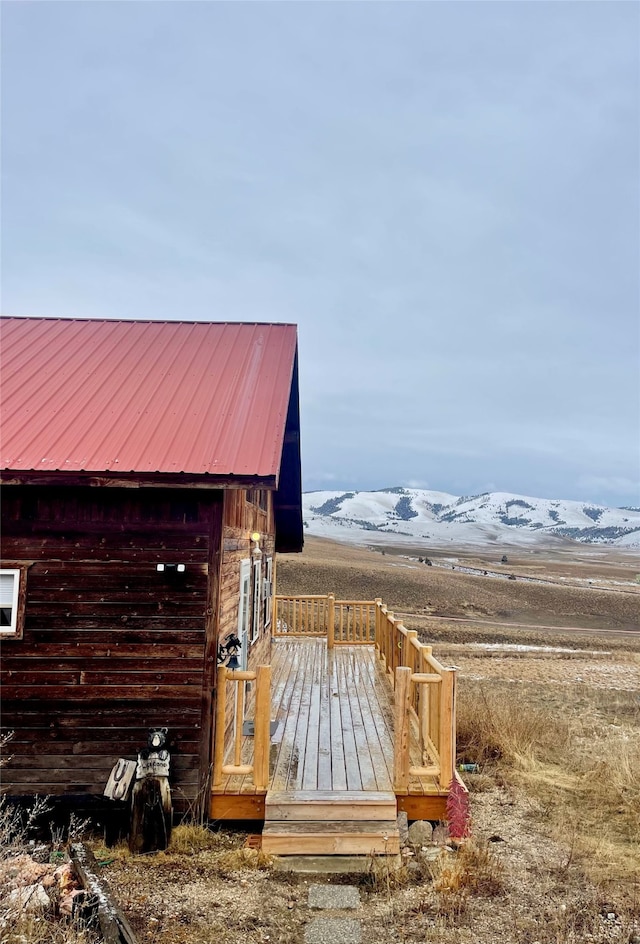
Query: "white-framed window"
251 557 262 643
237 559 251 670
0 568 26 639
263 556 274 628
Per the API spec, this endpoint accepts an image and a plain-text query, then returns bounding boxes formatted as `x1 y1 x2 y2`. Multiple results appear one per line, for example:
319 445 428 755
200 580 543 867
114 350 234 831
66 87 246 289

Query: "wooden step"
265 790 397 822
261 820 400 856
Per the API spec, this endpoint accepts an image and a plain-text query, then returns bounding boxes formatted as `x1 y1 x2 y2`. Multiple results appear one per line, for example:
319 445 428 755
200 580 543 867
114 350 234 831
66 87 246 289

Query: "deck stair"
262 790 400 856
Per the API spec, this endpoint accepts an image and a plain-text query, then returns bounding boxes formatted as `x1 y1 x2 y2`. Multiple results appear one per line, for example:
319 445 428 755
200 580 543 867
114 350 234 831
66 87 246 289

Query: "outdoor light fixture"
250 532 262 557
217 633 242 669
156 563 187 573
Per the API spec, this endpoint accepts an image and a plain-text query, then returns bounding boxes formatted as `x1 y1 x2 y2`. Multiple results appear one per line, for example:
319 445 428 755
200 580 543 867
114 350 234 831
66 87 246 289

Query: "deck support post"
253 664 271 790
393 665 411 793
327 594 335 649
439 668 456 789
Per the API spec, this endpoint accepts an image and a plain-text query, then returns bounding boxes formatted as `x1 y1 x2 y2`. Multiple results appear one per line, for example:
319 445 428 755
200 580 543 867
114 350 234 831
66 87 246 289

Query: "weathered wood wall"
0 485 223 807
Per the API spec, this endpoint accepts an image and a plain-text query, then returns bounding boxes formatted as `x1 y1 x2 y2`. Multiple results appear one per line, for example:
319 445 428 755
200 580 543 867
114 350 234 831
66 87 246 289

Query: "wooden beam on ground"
70 843 138 944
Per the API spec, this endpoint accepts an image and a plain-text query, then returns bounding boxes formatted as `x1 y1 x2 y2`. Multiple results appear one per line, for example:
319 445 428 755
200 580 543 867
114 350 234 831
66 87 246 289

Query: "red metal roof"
0 318 299 480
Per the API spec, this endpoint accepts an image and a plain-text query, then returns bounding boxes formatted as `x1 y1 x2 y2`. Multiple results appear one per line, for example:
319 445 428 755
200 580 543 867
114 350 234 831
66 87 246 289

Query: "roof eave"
0 469 278 490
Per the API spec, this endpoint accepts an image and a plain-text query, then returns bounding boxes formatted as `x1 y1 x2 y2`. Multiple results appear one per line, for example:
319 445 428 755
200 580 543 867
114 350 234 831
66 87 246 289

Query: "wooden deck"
210 637 448 823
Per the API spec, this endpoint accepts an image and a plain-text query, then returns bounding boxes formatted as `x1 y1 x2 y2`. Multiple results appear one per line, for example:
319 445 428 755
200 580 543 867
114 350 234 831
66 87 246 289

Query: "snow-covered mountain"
303 488 640 549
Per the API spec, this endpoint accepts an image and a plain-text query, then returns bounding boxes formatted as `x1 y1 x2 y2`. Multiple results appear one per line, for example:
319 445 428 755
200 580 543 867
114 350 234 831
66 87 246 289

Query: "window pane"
0 572 15 607
0 570 19 634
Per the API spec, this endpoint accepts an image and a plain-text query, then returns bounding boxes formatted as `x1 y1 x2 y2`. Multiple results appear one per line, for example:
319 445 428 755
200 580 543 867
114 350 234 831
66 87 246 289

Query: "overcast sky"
2 2 639 507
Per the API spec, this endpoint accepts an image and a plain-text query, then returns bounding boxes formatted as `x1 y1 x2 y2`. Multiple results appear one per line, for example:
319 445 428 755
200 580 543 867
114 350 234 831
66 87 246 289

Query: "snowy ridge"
303 488 640 549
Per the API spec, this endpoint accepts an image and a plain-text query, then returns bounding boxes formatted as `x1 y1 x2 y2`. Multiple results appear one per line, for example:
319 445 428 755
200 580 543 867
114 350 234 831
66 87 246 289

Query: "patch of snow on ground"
468 643 611 654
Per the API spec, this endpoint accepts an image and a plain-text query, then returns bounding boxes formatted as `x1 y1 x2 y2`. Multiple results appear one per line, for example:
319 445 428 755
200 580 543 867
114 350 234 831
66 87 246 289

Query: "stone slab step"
262 820 400 856
273 854 402 874
304 917 362 944
308 884 361 909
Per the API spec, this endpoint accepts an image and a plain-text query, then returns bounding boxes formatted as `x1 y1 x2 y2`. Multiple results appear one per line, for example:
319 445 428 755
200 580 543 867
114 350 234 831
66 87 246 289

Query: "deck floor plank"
348 651 392 791
285 635 315 791
316 644 333 790
338 655 370 790
359 650 399 790
301 639 323 790
328 652 348 791
270 638 314 793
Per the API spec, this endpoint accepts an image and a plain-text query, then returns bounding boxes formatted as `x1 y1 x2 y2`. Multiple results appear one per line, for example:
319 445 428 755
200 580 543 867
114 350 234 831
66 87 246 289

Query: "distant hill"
303 488 640 549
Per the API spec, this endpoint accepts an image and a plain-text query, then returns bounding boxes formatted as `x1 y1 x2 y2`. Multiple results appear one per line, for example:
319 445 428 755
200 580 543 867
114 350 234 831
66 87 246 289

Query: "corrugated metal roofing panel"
0 318 298 478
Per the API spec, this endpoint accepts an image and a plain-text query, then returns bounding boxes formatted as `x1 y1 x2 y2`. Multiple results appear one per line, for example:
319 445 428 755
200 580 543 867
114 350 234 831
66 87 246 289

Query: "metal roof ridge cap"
0 315 299 327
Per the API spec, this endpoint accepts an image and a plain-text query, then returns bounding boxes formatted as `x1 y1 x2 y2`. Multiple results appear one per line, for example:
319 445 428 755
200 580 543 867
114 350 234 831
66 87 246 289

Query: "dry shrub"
167 823 225 855
1 914 98 944
457 683 571 767
431 840 504 897
217 847 273 871
585 734 640 831
364 853 410 892
569 733 640 882
459 679 640 884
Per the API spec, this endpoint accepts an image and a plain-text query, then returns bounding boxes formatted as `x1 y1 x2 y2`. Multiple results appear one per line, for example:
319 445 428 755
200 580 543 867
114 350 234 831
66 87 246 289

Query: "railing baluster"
234 677 245 767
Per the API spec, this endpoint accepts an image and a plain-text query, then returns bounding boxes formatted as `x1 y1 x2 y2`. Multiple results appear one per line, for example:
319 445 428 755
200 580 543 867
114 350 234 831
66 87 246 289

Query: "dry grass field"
4 536 638 944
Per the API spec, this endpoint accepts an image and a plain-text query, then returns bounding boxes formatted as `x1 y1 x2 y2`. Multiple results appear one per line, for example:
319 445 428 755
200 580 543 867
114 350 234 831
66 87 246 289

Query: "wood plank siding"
1 485 278 809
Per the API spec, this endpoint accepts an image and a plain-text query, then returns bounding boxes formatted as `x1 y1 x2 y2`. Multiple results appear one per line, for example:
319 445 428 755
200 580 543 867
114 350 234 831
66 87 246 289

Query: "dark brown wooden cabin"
0 317 302 814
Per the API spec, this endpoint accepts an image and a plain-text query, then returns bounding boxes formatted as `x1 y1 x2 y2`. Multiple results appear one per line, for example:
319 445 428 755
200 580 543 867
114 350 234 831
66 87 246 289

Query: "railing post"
327 594 335 649
253 664 271 790
374 598 382 652
439 667 456 789
212 665 228 789
393 665 411 793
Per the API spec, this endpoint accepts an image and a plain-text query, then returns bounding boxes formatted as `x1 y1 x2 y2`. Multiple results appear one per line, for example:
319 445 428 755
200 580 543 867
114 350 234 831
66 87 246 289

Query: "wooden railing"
273 594 457 793
375 603 456 793
273 595 328 637
274 595 378 646
212 664 271 791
